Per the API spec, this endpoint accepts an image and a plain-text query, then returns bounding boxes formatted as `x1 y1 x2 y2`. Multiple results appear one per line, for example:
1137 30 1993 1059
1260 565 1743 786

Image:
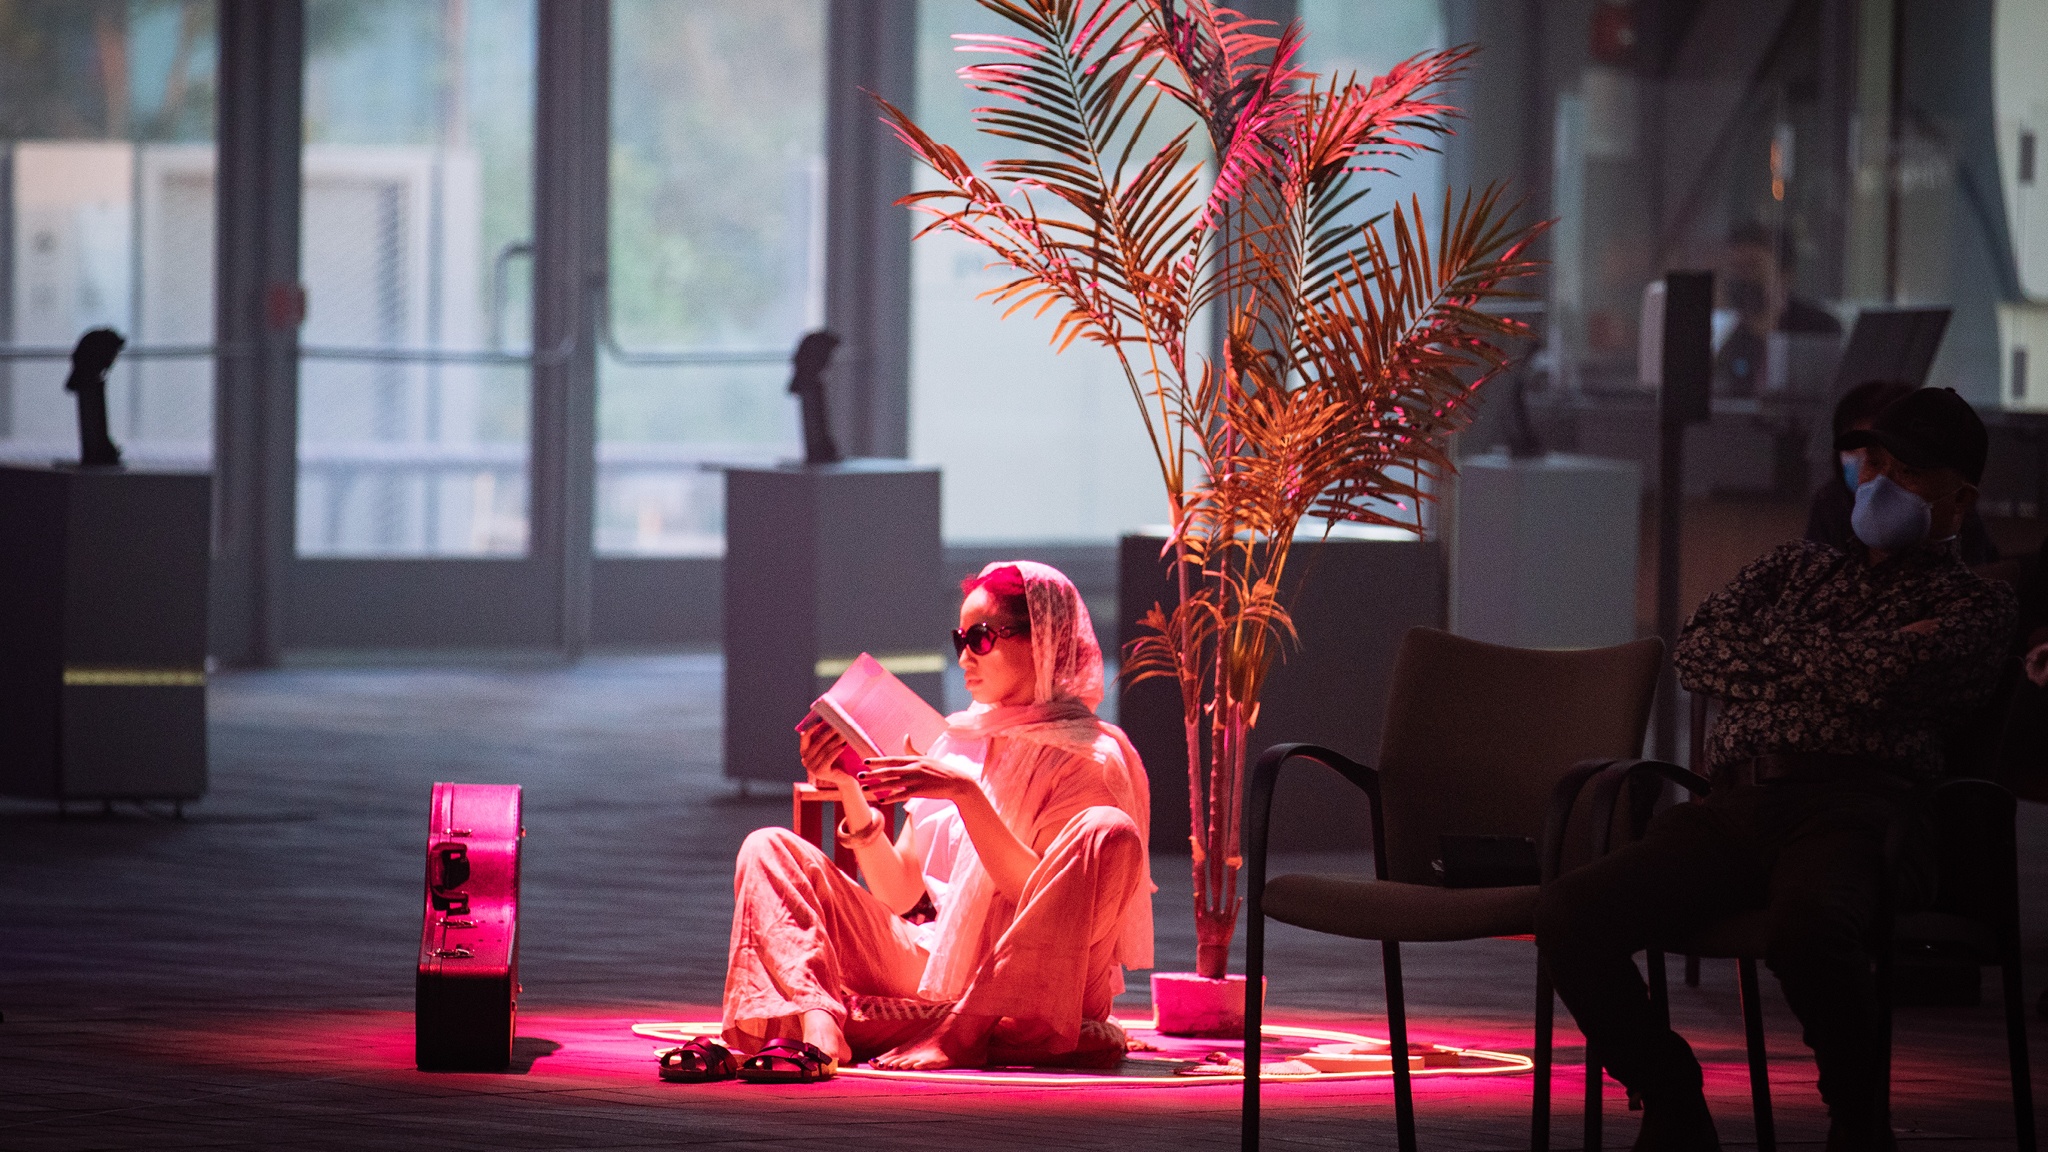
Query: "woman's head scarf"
1018 560 1106 710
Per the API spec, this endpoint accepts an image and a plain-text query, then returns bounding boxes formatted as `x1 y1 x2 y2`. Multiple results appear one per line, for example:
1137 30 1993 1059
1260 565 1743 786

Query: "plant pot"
1150 971 1267 1038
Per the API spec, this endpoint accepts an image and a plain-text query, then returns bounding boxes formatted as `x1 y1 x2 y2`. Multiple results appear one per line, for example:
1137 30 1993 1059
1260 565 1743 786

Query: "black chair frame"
1577 757 2037 1152
1240 742 1631 1152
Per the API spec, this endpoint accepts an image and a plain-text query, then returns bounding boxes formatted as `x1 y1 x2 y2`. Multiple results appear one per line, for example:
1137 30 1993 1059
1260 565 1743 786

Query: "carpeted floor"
1 653 2041 1149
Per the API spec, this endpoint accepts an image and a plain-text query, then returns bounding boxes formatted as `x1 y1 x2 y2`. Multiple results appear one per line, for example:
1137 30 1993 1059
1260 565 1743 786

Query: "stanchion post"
1652 271 1713 762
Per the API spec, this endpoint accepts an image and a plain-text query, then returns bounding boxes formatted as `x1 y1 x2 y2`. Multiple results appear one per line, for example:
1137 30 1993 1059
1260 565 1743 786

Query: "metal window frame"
823 0 915 458
213 0 304 666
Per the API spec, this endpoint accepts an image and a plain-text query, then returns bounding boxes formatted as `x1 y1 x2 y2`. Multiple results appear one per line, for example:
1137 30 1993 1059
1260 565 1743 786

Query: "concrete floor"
2 653 2042 1150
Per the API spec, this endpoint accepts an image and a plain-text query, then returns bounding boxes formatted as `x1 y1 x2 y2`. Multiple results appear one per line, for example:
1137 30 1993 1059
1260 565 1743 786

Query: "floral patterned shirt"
1673 538 2017 779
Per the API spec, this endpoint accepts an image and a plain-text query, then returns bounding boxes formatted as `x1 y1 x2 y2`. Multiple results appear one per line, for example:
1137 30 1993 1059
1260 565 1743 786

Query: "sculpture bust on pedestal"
65 328 126 468
787 329 843 466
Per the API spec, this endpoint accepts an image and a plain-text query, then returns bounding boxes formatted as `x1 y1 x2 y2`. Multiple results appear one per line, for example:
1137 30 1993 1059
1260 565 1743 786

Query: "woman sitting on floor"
665 562 1154 1082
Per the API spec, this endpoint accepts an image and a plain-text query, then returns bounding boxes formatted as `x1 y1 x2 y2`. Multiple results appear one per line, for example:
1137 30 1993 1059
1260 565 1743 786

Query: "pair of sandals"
656 1036 837 1084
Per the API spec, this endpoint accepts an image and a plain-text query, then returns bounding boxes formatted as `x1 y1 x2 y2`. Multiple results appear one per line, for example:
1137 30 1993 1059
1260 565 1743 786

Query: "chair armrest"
1581 759 1711 859
1244 744 1386 906
1924 777 2021 935
1543 759 1617 884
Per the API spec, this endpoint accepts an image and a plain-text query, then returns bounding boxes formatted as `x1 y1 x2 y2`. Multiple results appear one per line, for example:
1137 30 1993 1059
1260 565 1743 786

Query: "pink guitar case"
415 782 522 1071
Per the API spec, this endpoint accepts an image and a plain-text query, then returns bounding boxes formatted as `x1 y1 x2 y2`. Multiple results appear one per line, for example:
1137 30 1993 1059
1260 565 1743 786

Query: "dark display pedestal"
722 461 943 784
1117 530 1445 852
0 465 211 805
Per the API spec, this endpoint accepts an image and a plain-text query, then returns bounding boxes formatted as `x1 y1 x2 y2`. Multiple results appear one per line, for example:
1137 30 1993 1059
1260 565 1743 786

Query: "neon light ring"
630 1018 1533 1087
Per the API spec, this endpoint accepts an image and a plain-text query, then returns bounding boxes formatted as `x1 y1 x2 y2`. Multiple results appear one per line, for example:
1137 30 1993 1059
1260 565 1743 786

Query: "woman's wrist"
951 783 1000 833
836 778 875 831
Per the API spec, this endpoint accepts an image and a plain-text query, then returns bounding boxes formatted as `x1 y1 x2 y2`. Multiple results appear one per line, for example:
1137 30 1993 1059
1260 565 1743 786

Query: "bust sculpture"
65 328 126 468
787 329 843 466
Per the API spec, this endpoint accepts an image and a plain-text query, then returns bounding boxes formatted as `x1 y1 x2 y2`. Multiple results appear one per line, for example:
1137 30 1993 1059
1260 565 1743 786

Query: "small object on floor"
657 1037 739 1083
1175 1051 1319 1077
739 1039 838 1083
1178 1052 1243 1077
1295 1041 1462 1073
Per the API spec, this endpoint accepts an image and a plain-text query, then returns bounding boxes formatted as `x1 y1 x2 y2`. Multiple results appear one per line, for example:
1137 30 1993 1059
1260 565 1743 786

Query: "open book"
795 653 948 776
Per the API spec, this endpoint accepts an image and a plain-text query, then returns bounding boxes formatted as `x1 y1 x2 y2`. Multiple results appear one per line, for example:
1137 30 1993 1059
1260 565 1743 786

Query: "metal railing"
0 343 218 361
0 339 788 369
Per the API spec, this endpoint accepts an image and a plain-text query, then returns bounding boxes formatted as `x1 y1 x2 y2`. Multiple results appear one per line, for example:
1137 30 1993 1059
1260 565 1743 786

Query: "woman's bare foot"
799 1009 851 1064
871 1012 998 1070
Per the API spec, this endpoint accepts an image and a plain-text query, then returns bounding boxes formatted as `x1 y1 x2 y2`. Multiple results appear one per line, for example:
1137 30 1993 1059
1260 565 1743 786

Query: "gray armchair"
1239 627 1664 1152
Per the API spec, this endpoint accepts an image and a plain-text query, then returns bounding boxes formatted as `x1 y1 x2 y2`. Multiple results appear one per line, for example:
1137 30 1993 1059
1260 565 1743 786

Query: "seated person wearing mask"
1538 387 2016 1150
1808 379 1998 565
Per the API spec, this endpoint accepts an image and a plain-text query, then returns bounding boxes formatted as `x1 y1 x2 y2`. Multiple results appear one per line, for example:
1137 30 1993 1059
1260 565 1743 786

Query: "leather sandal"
738 1038 838 1083
657 1037 739 1082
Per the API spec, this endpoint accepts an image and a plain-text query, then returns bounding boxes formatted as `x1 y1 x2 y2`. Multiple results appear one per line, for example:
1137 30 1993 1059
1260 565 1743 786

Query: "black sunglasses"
951 620 1028 656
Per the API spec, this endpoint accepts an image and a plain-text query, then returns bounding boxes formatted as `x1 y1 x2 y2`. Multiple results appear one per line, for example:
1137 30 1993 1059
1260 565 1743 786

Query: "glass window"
909 2 1446 545
909 0 1178 545
296 0 534 556
599 0 826 556
1296 0 1445 224
0 1 218 468
1295 0 1445 534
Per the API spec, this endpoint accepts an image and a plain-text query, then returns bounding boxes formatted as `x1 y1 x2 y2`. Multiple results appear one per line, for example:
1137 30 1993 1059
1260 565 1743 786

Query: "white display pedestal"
722 461 944 784
1452 451 1641 650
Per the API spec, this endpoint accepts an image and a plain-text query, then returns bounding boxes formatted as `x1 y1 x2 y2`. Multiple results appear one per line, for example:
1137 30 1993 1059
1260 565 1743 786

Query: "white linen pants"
722 805 1143 1062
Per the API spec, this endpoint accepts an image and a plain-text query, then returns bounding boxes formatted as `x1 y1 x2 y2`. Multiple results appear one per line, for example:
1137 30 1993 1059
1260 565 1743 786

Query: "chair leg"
1533 959 1553 1152
2004 948 2038 1152
1584 1039 1602 1152
1685 953 1701 987
1738 958 1776 1152
1875 945 1894 1127
1648 949 1670 1029
1241 915 1265 1151
1383 940 1417 1152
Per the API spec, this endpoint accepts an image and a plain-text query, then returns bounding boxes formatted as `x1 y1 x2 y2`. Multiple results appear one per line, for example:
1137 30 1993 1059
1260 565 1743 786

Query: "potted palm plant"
881 0 1542 1032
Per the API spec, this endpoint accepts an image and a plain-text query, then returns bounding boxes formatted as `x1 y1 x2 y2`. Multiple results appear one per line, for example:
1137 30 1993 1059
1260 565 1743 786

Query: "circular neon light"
629 1018 1533 1087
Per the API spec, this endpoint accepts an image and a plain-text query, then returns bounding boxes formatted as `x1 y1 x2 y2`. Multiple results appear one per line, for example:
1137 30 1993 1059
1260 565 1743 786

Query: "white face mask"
1850 473 1932 552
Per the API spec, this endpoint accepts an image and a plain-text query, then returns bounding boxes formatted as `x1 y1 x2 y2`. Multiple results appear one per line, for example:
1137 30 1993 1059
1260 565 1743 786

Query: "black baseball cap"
1835 387 1988 485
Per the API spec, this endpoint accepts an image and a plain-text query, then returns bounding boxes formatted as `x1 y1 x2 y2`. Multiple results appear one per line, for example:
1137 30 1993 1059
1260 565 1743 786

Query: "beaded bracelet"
837 814 889 848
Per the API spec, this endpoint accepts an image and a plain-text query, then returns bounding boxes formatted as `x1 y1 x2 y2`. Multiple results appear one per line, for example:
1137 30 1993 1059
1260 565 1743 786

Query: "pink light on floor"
130 1004 1571 1111
631 1016 1534 1087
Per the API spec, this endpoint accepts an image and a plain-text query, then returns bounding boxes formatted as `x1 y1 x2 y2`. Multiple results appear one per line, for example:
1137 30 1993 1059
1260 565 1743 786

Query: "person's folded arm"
1674 543 1807 701
1768 582 2018 716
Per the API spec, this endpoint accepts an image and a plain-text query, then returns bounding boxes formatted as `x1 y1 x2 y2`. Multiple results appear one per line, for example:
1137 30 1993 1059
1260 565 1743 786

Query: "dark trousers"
1536 774 1916 1125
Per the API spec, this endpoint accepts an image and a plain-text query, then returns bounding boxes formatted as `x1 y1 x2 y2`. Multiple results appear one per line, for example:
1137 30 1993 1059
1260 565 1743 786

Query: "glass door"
587 0 826 645
286 0 546 648
598 0 826 557
297 0 533 556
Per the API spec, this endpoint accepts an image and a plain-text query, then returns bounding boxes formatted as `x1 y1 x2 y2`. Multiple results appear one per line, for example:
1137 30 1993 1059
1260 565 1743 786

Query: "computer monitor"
1830 307 1951 394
